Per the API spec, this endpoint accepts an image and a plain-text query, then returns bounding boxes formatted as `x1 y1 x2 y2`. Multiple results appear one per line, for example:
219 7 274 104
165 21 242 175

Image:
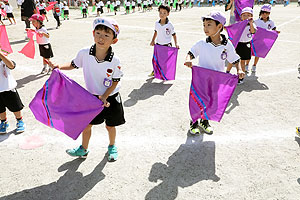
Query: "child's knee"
106 125 115 131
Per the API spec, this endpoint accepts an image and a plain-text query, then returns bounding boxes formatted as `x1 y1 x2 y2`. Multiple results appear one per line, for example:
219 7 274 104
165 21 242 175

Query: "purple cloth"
189 66 238 122
225 20 248 48
152 44 178 81
251 27 278 58
29 69 104 140
234 0 254 22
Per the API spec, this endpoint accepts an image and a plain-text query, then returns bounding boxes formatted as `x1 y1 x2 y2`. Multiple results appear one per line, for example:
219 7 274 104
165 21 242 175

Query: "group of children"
0 0 16 25
1 3 281 161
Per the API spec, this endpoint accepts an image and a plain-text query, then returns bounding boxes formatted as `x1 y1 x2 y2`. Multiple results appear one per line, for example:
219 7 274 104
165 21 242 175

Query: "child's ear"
112 38 118 44
92 30 95 37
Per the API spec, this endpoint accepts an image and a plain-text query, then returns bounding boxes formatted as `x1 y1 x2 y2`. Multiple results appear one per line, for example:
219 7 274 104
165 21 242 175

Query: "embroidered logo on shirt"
268 24 272 30
247 32 252 38
166 28 170 35
221 49 228 60
117 66 121 70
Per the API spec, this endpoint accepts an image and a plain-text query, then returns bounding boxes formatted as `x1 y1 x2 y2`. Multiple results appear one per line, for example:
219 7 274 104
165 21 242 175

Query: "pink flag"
18 30 36 59
234 0 254 22
36 6 40 14
152 44 178 81
0 25 13 55
189 66 238 122
45 1 58 11
29 69 104 140
1 10 6 17
251 27 278 58
225 20 248 48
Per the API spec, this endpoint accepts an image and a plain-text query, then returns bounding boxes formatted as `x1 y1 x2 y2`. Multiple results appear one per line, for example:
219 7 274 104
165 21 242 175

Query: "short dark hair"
94 24 117 39
158 5 170 13
203 18 224 32
259 11 270 20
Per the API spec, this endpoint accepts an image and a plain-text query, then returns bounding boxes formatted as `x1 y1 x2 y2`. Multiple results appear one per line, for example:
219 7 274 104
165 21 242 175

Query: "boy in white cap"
246 4 280 73
184 11 244 135
48 18 125 162
226 7 256 84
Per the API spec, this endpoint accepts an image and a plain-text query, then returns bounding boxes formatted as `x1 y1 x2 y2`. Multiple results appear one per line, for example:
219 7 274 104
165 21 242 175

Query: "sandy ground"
1 3 300 200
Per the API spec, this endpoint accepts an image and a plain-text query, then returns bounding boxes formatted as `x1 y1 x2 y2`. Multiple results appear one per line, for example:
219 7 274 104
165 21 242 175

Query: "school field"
1 3 300 200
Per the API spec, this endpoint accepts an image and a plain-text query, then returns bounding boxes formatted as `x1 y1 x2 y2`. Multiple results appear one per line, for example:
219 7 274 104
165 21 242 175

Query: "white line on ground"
277 16 300 28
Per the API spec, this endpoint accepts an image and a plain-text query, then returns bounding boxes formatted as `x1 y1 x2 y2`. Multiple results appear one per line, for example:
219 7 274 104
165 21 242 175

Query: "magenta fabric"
234 0 254 22
0 25 13 55
225 20 248 48
152 44 178 81
29 69 104 140
251 27 278 58
189 66 238 123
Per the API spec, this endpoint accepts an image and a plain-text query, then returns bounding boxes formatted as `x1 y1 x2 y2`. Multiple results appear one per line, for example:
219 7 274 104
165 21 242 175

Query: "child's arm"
0 52 15 69
150 31 157 46
48 60 75 70
172 34 179 49
39 31 50 38
184 53 194 68
98 82 119 107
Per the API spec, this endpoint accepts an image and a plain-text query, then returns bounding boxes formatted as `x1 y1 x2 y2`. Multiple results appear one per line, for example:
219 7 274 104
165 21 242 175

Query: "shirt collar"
89 44 114 62
206 34 228 46
158 17 169 25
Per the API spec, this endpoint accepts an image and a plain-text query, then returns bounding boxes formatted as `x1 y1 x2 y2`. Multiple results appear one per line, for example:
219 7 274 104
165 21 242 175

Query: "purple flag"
152 44 178 81
189 66 238 122
29 69 104 140
234 0 254 22
225 20 248 48
251 27 278 58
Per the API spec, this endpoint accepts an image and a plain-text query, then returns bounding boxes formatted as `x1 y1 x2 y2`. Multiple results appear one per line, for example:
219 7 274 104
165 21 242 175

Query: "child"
116 0 121 11
148 0 153 11
149 5 179 76
3 0 16 25
63 1 69 20
112 0 117 15
245 4 280 73
137 0 142 11
48 17 125 162
298 0 300 7
184 11 244 135
27 14 54 74
106 0 111 13
226 7 256 84
0 52 25 134
53 3 61 29
36 0 48 22
82 1 88 18
125 0 130 14
143 0 148 12
0 4 4 25
132 0 136 13
169 0 173 10
96 0 104 16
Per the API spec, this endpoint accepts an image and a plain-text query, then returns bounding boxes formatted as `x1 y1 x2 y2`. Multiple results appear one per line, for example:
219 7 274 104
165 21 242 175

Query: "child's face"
261 12 270 20
241 12 253 21
203 19 222 37
31 19 41 29
159 9 169 20
93 29 118 50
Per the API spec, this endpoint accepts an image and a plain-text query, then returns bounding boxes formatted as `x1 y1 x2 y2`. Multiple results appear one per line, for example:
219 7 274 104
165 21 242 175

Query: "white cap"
93 17 120 37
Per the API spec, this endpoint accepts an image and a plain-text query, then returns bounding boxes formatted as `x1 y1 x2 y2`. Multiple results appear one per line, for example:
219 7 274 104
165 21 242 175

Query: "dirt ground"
1 3 300 200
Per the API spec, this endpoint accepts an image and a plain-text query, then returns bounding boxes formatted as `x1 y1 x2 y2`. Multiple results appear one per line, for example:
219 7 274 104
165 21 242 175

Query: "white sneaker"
251 65 256 72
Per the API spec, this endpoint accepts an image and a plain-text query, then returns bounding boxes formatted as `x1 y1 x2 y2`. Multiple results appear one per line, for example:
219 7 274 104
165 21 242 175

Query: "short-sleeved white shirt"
132 2 136 6
254 19 276 30
97 1 104 7
137 0 141 3
64 6 69 10
36 26 50 44
107 1 111 4
143 1 148 5
126 2 130 6
71 45 123 96
4 5 13 13
116 0 121 5
189 35 240 72
155 18 175 45
239 24 257 43
0 59 17 92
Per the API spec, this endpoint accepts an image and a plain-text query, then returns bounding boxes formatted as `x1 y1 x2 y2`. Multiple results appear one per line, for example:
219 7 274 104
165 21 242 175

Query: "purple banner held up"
189 66 238 123
152 44 178 81
29 69 104 140
225 20 248 48
234 0 254 22
251 27 278 58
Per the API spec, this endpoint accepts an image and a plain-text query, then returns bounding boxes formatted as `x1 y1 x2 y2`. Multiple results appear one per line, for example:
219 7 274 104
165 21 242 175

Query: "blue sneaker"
108 145 118 162
16 119 25 133
66 145 89 158
0 121 9 134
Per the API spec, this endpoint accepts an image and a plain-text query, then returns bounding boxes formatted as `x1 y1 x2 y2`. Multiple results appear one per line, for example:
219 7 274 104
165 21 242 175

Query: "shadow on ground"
0 156 107 200
124 78 172 107
16 74 47 89
145 133 220 200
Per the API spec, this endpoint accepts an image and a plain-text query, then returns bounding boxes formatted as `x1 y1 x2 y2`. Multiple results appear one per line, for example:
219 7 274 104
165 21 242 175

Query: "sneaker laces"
201 120 210 129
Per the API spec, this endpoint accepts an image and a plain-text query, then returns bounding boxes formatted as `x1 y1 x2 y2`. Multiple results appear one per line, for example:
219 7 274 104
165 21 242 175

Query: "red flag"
45 1 58 11
0 25 13 55
18 30 36 59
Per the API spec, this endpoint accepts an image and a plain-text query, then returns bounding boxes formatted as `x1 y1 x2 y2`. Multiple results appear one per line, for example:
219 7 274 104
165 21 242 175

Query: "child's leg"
13 111 22 119
226 63 233 73
12 17 16 24
8 18 13 24
240 60 246 72
0 112 7 121
82 124 93 149
106 125 116 146
253 56 259 66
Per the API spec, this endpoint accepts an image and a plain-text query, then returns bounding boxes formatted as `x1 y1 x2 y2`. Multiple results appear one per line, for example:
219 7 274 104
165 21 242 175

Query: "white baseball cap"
93 17 120 37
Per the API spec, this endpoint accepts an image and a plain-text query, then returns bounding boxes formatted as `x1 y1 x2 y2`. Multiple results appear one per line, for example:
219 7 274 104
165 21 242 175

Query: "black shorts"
143 5 147 8
7 13 14 18
126 6 130 10
114 6 118 11
138 3 141 6
0 89 24 113
170 3 173 6
132 6 135 9
90 93 125 126
64 10 69 15
40 9 47 15
236 42 251 60
82 8 87 13
39 43 54 59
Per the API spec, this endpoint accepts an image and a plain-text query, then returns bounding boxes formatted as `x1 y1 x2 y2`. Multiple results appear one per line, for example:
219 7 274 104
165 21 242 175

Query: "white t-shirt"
36 2 46 10
4 5 13 13
126 1 130 6
107 1 111 4
116 0 121 5
143 1 148 5
190 35 240 72
17 0 24 5
155 19 175 45
254 19 276 30
36 27 50 44
0 59 17 92
71 45 123 96
64 6 69 10
97 1 104 7
239 24 257 43
132 2 136 6
137 0 141 3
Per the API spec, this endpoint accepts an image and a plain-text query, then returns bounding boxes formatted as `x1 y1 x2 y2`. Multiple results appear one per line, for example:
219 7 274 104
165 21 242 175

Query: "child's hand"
150 41 155 46
249 18 253 23
276 30 280 34
98 96 110 107
47 60 59 69
175 44 180 49
184 61 192 68
237 70 245 79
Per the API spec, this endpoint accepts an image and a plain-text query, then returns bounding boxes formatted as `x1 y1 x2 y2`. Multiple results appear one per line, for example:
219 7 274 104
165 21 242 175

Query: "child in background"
137 0 141 11
0 52 25 134
4 0 16 25
53 3 61 29
125 0 130 14
246 4 280 73
143 0 148 12
106 0 111 13
27 14 54 74
36 0 48 22
132 0 136 13
82 1 88 18
96 0 104 16
226 7 256 84
184 11 244 135
63 1 69 20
